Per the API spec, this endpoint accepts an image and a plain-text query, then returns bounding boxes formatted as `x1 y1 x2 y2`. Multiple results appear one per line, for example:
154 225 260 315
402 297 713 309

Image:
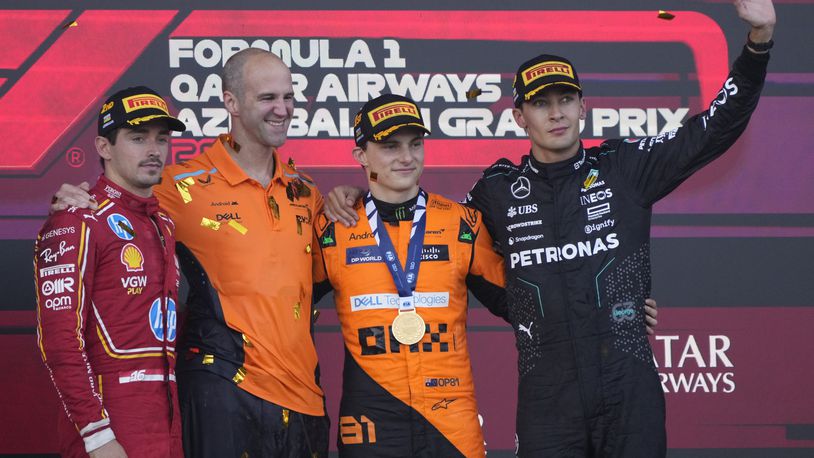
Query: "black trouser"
179 369 329 458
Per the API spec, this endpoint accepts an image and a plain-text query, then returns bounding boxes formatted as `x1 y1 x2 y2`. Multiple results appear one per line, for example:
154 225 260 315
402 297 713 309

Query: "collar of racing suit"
93 174 161 216
371 193 419 224
525 145 587 179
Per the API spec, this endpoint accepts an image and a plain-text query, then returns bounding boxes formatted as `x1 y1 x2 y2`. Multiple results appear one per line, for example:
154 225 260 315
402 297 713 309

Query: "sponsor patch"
320 222 336 248
350 292 450 312
368 101 420 126
507 233 545 246
40 264 75 278
431 398 457 410
104 185 121 199
421 245 449 262
425 377 460 388
41 277 75 296
38 241 76 263
580 188 612 206
583 169 599 190
429 200 452 210
586 202 611 221
122 93 169 114
581 179 606 193
107 213 135 240
507 204 538 218
612 301 636 322
44 295 72 311
522 61 575 85
458 219 474 243
348 231 374 241
506 219 543 232
585 219 615 234
41 226 75 241
120 243 144 272
510 176 531 199
149 297 177 342
121 275 147 295
346 246 382 265
509 233 619 268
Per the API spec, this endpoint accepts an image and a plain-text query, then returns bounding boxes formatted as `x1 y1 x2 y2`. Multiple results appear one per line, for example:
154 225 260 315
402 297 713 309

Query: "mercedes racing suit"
34 176 180 457
465 47 768 456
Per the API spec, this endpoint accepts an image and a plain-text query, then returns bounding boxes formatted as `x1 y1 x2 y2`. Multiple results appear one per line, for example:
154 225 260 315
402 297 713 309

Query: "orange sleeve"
465 208 509 322
153 167 183 217
469 212 505 288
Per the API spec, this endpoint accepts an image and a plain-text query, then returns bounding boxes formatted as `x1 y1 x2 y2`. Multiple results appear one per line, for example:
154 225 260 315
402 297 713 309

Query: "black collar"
525 146 587 179
372 194 418 224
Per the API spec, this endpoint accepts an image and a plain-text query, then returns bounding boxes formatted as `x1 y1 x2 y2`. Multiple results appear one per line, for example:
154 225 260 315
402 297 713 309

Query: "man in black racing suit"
464 1 774 456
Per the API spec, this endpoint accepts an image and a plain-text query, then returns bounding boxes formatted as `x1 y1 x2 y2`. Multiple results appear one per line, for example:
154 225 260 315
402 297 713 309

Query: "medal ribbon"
364 189 427 311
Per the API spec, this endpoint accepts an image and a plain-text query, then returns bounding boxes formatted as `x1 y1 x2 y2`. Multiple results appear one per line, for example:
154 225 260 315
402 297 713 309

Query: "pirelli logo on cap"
122 94 169 114
368 101 420 126
522 61 575 85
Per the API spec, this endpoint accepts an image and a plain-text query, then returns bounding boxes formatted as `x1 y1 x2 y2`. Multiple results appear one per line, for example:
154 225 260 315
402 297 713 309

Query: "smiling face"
225 53 294 149
513 86 586 163
353 127 426 203
96 121 170 197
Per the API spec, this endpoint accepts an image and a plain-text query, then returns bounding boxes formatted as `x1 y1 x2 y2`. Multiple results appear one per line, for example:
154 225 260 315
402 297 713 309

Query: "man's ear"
223 90 240 117
352 146 368 168
512 107 527 129
95 135 113 162
579 97 587 120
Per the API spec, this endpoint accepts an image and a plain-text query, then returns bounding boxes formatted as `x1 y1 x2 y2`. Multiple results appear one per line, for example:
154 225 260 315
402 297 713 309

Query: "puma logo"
519 322 533 339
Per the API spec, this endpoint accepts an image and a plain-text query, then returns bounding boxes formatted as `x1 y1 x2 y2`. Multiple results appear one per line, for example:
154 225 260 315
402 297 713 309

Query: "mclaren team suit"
313 192 506 457
155 136 329 457
465 47 769 456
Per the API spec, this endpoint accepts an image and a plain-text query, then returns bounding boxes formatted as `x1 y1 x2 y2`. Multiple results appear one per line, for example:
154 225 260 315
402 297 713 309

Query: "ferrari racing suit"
34 176 181 457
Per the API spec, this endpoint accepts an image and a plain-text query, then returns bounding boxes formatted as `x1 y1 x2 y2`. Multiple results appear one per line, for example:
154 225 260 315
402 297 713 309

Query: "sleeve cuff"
83 427 116 453
735 45 770 82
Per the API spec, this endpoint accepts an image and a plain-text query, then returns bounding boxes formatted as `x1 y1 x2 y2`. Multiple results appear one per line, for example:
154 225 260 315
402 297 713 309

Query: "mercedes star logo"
510 176 531 199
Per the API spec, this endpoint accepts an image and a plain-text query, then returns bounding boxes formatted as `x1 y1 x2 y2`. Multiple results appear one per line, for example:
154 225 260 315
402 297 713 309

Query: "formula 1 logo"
0 10 178 173
0 9 727 173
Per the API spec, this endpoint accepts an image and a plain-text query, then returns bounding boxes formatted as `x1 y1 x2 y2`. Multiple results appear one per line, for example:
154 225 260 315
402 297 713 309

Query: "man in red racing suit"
34 86 184 457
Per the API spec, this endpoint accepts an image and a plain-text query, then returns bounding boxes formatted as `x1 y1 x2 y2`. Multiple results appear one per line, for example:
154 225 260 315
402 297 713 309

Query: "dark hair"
99 128 119 170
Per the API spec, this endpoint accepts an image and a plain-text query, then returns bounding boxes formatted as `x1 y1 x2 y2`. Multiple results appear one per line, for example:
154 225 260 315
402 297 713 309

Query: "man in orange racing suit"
312 94 508 457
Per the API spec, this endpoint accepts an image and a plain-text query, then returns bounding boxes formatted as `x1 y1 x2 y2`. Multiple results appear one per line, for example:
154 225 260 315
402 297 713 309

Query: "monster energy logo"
395 206 407 220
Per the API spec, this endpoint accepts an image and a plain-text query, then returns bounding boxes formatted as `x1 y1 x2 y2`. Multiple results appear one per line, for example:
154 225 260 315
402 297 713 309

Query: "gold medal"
391 309 426 345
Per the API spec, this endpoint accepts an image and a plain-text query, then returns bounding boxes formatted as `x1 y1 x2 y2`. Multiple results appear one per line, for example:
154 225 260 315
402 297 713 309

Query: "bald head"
222 48 288 100
221 48 294 149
